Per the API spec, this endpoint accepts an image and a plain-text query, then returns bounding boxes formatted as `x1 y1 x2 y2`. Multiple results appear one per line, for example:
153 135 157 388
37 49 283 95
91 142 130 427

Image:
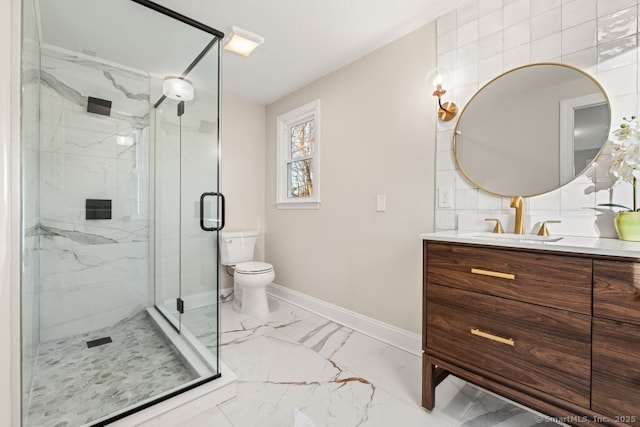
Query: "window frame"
275 99 321 209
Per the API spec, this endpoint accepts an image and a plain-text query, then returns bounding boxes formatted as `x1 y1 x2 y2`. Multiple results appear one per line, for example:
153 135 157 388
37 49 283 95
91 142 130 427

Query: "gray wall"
219 92 267 290
265 23 438 334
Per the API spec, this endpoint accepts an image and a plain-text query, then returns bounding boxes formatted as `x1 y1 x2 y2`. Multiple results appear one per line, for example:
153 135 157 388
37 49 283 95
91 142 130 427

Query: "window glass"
276 99 320 209
288 159 313 198
290 120 314 159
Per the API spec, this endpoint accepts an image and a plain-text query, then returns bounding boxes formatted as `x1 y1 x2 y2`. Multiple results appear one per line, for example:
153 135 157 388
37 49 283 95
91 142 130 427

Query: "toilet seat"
235 261 273 275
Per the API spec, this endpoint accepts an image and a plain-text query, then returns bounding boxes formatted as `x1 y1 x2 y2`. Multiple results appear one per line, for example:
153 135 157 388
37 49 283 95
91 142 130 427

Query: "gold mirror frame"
453 62 611 198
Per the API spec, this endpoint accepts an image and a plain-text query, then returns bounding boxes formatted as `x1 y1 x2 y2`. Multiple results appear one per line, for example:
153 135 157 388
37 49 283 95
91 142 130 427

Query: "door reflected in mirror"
454 63 611 197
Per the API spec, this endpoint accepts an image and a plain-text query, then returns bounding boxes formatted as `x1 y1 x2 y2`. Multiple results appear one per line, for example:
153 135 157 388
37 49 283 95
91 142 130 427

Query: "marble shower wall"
38 48 151 341
21 0 40 418
435 0 640 237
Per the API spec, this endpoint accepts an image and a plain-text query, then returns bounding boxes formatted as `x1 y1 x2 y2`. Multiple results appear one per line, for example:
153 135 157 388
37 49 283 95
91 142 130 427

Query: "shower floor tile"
26 311 198 427
183 297 566 427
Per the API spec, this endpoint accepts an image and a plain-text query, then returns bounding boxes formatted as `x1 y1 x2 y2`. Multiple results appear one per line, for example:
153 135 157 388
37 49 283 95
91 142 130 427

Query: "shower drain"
86 336 112 348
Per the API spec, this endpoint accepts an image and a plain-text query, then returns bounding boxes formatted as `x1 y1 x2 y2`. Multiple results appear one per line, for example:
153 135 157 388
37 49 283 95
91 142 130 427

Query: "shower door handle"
200 192 225 231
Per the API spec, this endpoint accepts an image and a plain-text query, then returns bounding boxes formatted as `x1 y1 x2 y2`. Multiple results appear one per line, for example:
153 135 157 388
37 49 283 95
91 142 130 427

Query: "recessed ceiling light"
223 26 264 57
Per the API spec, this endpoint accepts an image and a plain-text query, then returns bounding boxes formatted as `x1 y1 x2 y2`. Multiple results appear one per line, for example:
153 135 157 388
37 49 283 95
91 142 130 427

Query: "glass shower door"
153 40 222 375
154 97 185 331
154 100 221 328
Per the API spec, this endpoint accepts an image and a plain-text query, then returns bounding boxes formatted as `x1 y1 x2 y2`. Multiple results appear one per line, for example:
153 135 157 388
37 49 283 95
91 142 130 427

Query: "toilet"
219 230 275 317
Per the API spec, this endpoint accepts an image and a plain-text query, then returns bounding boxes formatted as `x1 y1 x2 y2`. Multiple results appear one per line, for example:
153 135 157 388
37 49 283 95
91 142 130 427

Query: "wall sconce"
429 68 457 121
223 26 265 57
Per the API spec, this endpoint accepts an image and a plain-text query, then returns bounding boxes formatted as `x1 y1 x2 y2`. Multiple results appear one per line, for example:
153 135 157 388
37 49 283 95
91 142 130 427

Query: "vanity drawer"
426 242 592 314
592 318 640 426
425 284 591 407
594 259 640 326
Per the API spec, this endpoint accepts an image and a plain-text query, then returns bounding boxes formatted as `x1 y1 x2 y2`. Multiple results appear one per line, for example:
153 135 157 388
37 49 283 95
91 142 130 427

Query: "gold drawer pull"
470 268 515 280
471 328 515 346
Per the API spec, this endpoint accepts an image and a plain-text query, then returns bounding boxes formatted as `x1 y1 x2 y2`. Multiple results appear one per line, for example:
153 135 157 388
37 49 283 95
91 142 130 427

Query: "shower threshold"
148 306 216 377
90 365 237 427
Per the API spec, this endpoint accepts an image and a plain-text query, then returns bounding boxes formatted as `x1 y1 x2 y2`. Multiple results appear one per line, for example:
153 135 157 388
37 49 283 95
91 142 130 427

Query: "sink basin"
469 232 563 243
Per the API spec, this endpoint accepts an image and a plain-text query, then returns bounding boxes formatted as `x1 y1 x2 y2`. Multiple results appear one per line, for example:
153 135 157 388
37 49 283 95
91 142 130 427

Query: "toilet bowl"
233 261 275 317
219 231 275 316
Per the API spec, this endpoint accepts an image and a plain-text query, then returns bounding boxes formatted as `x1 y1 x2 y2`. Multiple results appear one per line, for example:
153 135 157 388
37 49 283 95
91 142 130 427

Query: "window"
276 100 320 209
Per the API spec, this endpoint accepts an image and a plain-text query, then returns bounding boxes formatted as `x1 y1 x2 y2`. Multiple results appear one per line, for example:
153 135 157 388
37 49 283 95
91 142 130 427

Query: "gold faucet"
510 196 524 234
484 218 505 233
537 220 561 236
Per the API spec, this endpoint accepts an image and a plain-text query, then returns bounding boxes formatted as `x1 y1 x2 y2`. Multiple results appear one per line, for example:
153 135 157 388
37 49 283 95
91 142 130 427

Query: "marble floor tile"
26 294 567 426
325 328 422 406
182 296 565 427
457 385 558 427
174 406 233 427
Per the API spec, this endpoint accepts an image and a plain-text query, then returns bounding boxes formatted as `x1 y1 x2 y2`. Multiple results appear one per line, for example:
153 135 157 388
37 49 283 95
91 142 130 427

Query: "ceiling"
39 0 216 84
153 0 466 105
38 0 466 105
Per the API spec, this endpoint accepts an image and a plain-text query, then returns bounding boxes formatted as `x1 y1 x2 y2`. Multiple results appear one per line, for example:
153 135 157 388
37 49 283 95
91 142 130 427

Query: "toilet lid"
235 261 273 274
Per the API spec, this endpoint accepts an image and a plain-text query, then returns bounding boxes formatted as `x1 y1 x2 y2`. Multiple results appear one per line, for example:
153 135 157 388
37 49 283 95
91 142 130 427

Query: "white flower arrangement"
609 116 640 211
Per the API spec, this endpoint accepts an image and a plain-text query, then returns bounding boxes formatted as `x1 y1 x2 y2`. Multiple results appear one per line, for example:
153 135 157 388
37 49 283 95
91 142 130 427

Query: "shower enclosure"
20 0 225 425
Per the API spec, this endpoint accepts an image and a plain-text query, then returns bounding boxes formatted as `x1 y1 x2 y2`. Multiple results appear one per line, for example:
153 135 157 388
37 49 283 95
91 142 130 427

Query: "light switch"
376 195 386 212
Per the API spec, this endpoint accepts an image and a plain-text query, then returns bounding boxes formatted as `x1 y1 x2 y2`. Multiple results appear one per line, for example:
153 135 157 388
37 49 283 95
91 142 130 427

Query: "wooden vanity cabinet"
592 260 640 427
422 240 640 426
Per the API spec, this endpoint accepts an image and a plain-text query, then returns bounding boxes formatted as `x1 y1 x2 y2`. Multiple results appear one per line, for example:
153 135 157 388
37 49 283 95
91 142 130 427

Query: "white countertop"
419 230 640 259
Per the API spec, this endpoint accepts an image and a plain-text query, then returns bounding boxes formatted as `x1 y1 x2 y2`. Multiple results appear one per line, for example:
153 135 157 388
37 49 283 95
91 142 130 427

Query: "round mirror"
453 63 611 197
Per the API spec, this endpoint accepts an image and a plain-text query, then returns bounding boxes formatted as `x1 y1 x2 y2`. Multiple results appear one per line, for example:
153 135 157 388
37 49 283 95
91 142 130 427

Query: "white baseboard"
267 283 422 357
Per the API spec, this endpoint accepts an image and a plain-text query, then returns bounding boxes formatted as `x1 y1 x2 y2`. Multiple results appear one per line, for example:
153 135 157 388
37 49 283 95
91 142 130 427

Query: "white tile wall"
479 0 504 16
457 42 479 67
437 30 457 55
477 191 503 211
562 21 597 55
562 0 597 30
457 21 479 47
531 7 561 40
532 0 562 16
437 12 457 35
478 54 503 81
457 2 479 25
504 21 531 50
597 0 636 17
504 0 531 28
478 32 503 59
597 6 637 44
562 47 597 70
503 43 531 69
434 0 640 238
478 10 502 38
597 36 637 72
531 33 562 61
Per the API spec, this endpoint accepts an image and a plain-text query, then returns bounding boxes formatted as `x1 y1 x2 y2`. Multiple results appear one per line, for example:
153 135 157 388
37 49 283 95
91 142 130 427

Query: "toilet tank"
219 230 258 265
